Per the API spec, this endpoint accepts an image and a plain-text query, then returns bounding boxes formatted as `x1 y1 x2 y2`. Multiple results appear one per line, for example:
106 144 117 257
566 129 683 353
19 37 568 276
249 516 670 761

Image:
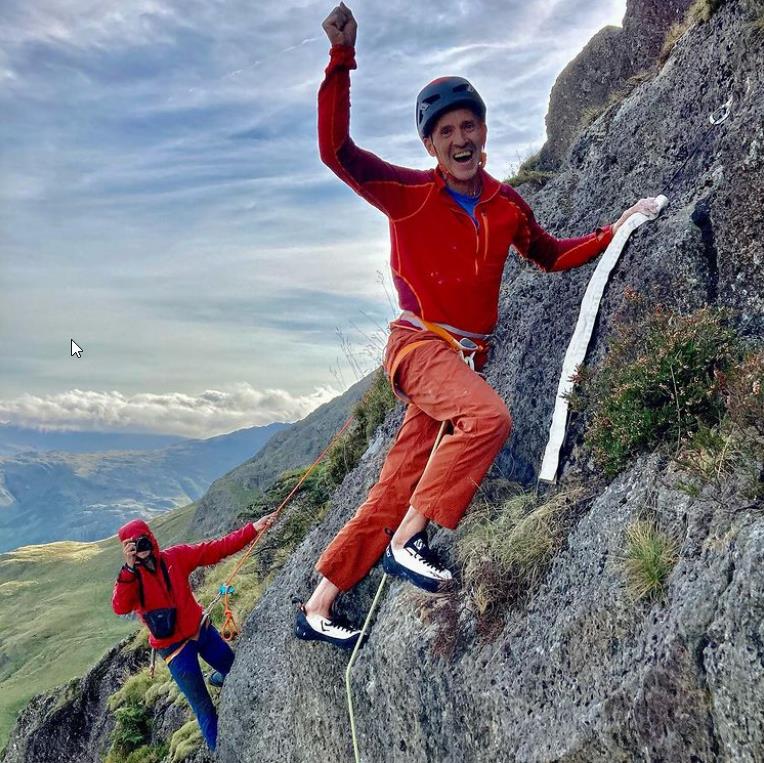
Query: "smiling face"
423 107 487 184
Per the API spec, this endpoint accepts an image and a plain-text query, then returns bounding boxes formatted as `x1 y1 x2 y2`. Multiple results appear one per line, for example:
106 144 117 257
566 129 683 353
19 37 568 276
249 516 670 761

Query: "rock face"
1 637 213 763
220 455 764 762
217 2 764 762
5 1 764 761
539 0 694 169
1 639 147 763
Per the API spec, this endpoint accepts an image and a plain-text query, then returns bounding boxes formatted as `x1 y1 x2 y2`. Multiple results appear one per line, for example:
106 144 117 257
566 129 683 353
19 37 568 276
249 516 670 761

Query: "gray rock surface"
539 0 694 169
1 638 146 763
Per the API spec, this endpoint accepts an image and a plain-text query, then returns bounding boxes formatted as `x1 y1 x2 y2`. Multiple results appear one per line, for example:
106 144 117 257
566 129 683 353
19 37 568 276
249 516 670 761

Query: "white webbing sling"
538 194 669 483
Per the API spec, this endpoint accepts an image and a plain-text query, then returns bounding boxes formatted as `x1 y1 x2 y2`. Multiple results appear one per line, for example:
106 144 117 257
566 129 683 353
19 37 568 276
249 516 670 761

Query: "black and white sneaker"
294 606 362 650
382 531 453 592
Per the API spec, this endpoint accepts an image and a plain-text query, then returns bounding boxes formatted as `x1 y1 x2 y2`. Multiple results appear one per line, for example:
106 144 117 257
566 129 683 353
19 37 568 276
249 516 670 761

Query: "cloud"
0 384 341 438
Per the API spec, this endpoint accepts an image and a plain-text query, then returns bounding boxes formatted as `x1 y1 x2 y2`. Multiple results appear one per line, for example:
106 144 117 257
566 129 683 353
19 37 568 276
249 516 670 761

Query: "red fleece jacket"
112 518 257 649
318 45 614 337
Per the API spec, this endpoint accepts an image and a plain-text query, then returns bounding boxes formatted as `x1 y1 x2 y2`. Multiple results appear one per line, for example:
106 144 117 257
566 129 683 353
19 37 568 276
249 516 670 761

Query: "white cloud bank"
0 384 341 438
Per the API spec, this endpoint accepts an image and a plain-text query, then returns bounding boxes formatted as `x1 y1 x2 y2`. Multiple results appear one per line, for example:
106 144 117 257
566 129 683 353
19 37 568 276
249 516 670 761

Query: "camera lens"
135 537 152 553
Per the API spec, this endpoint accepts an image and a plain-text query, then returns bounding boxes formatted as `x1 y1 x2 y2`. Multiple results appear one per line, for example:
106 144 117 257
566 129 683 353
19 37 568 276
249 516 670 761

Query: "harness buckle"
458 337 478 370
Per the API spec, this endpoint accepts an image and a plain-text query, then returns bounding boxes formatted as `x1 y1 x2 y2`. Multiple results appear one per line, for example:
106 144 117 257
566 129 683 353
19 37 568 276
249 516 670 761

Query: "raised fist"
322 2 357 47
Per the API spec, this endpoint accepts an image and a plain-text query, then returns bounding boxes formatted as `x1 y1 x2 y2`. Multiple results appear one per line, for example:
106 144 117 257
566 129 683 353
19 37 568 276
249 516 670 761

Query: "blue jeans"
164 622 234 750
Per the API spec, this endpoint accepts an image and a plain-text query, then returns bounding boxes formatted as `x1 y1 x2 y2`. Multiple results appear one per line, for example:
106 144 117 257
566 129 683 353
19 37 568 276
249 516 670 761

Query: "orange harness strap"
387 319 489 401
387 339 434 401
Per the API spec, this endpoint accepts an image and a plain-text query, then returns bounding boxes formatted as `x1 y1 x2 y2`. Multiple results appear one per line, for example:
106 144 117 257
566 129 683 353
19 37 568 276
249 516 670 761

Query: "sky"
0 0 627 438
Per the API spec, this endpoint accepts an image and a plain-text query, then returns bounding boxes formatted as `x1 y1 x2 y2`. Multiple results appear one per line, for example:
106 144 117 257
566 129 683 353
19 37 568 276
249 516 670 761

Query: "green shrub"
676 351 764 499
125 744 169 763
621 520 679 600
106 702 152 763
574 306 739 475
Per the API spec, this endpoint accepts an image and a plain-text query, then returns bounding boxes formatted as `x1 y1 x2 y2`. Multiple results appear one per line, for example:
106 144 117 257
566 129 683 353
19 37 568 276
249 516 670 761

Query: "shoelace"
326 617 357 635
408 543 447 574
324 617 358 633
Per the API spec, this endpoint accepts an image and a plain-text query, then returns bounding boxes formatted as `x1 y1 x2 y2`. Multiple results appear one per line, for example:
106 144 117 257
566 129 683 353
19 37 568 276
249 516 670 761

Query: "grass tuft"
660 0 725 63
504 151 556 188
621 520 679 600
456 488 587 635
169 720 204 762
123 744 169 763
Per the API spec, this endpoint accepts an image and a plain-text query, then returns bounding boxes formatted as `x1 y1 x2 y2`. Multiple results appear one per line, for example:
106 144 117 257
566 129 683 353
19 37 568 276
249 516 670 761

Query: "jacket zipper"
446 196 485 275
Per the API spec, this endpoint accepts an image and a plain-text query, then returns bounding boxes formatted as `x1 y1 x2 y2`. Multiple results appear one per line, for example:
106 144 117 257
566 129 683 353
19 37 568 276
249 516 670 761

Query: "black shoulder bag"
135 557 177 640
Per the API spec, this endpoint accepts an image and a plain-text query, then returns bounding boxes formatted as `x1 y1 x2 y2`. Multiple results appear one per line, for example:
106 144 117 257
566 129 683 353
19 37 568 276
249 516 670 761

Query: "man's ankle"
303 600 331 620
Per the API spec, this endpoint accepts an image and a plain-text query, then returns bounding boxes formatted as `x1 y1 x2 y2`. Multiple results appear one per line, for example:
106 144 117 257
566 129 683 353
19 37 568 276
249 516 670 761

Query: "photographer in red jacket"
112 514 274 750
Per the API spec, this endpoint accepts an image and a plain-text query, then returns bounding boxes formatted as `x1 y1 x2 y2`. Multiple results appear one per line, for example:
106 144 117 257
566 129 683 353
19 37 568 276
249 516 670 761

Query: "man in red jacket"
112 514 274 750
294 3 659 649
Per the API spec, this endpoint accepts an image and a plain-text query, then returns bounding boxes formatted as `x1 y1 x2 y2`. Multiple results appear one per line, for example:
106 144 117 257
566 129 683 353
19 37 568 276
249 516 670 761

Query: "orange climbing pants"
316 325 513 592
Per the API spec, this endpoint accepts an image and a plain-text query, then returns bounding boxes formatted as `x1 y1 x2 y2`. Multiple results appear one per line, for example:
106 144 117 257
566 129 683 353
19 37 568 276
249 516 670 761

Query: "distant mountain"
0 422 287 552
0 425 188 456
191 376 373 536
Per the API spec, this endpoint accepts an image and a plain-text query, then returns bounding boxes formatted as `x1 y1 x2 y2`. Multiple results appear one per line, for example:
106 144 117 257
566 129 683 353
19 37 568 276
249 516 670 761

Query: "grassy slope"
0 502 197 747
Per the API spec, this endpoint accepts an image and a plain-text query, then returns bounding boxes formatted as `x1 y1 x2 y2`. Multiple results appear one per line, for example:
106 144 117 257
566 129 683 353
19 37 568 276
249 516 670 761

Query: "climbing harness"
388 313 489 393
538 96 733 483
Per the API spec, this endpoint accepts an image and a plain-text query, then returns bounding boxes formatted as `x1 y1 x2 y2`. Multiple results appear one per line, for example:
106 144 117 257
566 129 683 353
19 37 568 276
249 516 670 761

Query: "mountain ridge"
0 422 287 552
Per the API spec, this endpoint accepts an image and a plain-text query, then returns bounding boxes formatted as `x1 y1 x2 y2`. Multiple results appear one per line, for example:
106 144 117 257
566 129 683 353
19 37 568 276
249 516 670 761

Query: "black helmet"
416 77 486 140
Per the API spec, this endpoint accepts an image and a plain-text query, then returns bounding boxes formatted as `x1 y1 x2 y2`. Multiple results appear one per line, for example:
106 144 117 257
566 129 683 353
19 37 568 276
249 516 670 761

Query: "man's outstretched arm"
318 4 429 219
507 185 660 272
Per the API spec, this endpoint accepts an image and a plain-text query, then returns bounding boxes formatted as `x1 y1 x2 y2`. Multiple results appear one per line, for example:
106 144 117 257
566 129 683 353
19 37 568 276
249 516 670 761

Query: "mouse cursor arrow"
71 339 83 358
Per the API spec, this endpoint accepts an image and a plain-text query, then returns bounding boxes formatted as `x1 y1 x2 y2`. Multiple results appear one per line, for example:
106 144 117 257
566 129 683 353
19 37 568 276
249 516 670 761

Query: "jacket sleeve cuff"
117 565 137 583
328 44 357 71
594 224 614 245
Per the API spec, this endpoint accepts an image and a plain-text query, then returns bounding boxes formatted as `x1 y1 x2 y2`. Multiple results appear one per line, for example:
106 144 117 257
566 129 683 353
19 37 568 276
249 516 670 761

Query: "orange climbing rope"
215 412 357 641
